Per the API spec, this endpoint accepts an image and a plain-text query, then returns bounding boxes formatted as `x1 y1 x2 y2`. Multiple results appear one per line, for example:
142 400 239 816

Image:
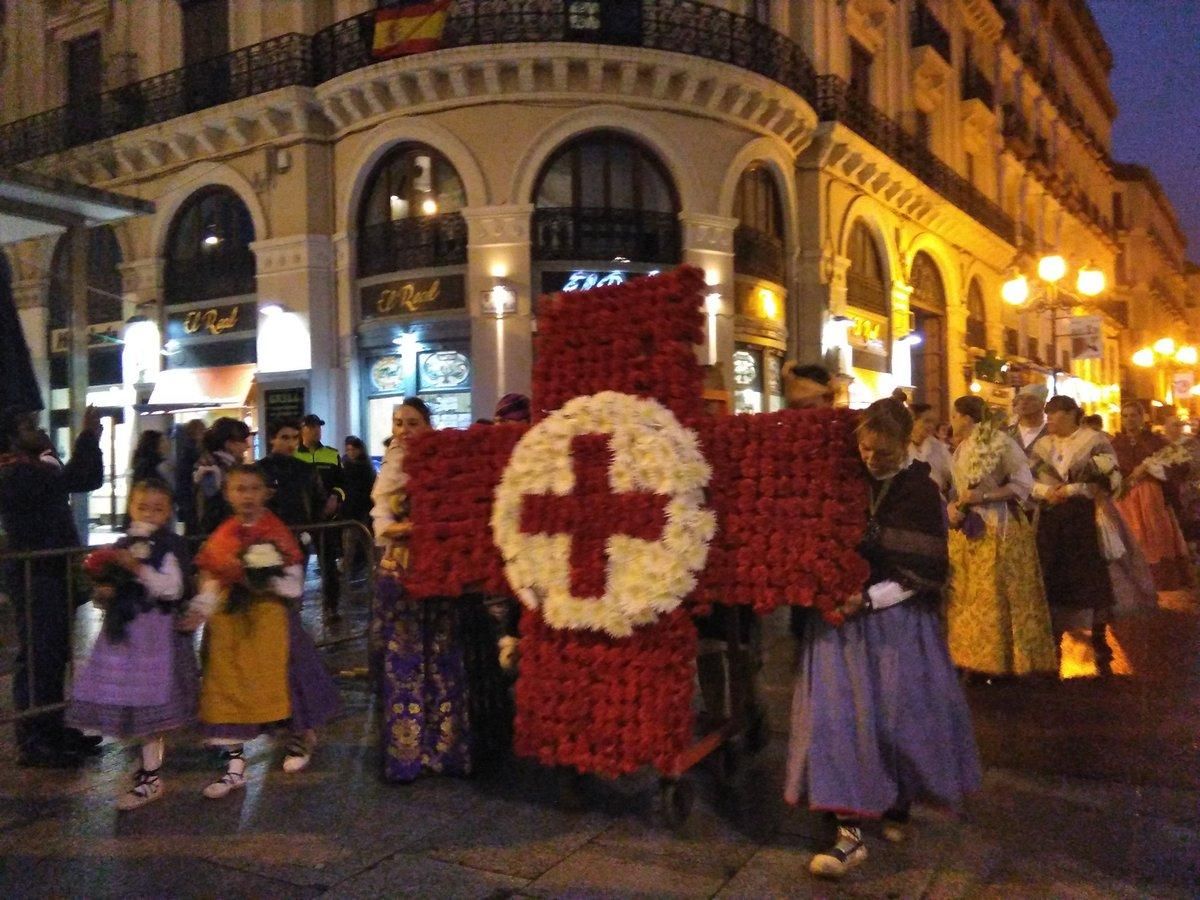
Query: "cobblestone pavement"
0 585 1196 898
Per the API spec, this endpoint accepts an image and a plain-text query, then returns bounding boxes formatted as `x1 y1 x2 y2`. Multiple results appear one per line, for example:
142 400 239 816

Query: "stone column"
680 212 738 397
331 232 357 438
250 234 336 432
946 297 970 399
118 257 164 319
890 279 915 392
12 275 51 423
462 204 535 417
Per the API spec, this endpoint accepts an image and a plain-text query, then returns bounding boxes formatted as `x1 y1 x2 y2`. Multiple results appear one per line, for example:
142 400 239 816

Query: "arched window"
966 278 987 349
532 131 680 262
909 251 945 311
846 220 887 315
357 142 468 277
48 226 124 328
164 186 256 305
733 166 785 282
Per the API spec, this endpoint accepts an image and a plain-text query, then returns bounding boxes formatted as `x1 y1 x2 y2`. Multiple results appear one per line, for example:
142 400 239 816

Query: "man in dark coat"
258 418 324 530
0 406 104 766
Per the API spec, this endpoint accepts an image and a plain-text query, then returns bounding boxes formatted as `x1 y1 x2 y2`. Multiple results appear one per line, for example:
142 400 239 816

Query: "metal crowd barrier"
0 518 377 729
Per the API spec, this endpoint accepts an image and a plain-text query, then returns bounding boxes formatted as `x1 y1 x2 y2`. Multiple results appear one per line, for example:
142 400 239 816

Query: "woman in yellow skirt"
945 396 1057 677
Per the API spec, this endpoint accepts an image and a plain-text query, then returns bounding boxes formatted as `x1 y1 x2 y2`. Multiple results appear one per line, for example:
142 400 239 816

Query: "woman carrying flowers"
1111 401 1193 593
371 398 471 782
784 398 980 880
945 395 1056 678
188 463 341 798
67 477 197 810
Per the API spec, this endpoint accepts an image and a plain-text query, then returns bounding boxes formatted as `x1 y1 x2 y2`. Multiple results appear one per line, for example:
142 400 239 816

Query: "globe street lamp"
1002 255 1106 395
1131 337 1198 408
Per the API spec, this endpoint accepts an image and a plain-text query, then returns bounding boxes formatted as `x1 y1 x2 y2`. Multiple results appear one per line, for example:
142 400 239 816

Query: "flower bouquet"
82 543 148 641
226 541 287 614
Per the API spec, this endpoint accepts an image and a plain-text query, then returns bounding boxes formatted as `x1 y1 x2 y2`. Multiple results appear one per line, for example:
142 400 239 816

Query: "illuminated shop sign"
50 321 123 354
164 302 256 342
540 269 660 295
360 274 466 321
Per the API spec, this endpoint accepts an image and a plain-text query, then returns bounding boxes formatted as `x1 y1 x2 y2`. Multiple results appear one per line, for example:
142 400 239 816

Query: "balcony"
1001 104 1034 159
357 213 468 278
815 76 1015 244
910 3 951 64
961 66 994 108
532 208 681 264
733 226 785 283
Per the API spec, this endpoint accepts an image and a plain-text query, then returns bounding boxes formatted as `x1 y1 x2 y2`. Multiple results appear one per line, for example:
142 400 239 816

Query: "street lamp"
1001 255 1107 394
1131 337 1197 407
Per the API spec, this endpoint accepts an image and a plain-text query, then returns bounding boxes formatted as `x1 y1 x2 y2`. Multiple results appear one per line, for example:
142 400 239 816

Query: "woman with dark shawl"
784 398 980 880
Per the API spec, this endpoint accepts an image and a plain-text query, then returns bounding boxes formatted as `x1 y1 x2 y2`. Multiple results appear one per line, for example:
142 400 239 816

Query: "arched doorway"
356 142 471 443
732 165 786 413
531 130 680 296
909 250 947 418
845 220 889 404
966 278 987 351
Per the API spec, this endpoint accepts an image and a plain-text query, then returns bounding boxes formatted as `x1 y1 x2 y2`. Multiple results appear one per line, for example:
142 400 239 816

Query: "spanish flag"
372 0 452 59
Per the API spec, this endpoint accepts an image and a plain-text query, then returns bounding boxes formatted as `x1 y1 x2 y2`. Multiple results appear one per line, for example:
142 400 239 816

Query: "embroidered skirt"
377 569 471 782
783 600 981 817
1116 480 1193 591
947 516 1057 676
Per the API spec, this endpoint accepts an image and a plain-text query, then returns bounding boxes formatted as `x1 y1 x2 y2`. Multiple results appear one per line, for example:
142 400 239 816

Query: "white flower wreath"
492 391 717 638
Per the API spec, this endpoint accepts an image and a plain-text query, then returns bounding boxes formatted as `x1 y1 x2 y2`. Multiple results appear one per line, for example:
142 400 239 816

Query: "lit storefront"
356 143 472 453
843 221 893 408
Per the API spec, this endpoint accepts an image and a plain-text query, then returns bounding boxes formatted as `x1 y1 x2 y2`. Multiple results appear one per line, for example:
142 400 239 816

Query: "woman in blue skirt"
784 397 981 879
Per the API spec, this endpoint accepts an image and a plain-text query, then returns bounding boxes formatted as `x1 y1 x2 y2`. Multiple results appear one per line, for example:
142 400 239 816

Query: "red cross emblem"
401 266 868 777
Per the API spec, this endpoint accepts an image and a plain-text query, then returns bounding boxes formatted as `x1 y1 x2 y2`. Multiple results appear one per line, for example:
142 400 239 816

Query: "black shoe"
18 743 84 769
61 729 103 755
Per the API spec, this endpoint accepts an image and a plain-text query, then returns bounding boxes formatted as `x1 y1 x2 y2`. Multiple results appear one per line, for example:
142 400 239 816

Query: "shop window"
733 345 764 414
846 220 887 316
733 166 785 283
966 278 986 349
1005 327 1020 356
65 32 102 145
532 131 680 263
48 225 123 328
358 143 467 278
909 251 945 312
164 186 256 305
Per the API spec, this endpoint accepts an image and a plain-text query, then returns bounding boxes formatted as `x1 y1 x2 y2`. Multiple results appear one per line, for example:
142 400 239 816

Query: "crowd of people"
1 366 1193 882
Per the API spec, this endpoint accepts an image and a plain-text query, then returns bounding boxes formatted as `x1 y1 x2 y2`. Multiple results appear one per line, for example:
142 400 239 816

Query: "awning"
0 168 154 244
143 364 256 412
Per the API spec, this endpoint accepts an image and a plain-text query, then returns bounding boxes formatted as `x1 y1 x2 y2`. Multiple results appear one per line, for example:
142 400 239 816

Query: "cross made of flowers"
401 266 869 777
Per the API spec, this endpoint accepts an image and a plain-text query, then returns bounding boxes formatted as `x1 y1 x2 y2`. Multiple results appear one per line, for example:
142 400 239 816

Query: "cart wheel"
660 778 694 831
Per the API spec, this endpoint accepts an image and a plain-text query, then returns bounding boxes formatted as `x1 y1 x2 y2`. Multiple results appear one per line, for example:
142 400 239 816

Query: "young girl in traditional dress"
66 478 197 810
189 463 341 798
784 398 980 879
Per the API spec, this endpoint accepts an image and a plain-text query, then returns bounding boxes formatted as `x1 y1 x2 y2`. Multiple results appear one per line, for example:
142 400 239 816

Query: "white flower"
127 541 152 561
1093 455 1115 474
243 542 284 569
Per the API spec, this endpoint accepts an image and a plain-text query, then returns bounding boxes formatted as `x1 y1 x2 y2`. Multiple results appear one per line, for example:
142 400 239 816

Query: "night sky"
1091 0 1200 259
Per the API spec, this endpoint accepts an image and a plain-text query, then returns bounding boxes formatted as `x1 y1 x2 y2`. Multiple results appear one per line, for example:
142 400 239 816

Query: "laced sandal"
115 767 163 811
809 824 867 879
282 735 312 774
203 748 246 799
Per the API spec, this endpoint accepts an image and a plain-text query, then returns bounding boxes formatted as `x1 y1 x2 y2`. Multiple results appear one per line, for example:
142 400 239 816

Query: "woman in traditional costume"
372 398 471 782
945 396 1056 677
67 478 197 810
190 463 341 798
784 398 980 880
1111 401 1193 592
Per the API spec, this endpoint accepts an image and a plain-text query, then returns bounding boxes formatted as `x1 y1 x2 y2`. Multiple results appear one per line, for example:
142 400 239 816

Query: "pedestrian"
192 417 251 535
174 419 206 534
65 477 198 809
0 405 105 767
124 429 172 529
1162 417 1200 544
188 463 339 797
1082 413 1107 435
258 418 324 530
492 392 532 424
1111 401 1193 592
341 435 377 576
295 413 347 620
945 395 1057 678
1030 396 1134 675
1007 383 1049 456
372 398 471 781
909 402 952 495
783 398 980 880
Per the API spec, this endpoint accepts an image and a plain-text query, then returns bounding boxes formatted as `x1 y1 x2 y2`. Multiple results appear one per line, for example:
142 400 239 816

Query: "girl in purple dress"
784 398 981 879
67 478 198 810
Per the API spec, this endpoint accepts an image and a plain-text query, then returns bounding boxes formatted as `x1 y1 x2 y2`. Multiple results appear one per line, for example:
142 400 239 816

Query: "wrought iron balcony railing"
910 3 951 64
532 207 681 263
816 76 1016 244
733 226 785 283
357 213 468 278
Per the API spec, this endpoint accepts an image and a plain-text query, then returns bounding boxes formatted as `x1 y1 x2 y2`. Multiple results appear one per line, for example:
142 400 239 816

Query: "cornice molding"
251 234 336 275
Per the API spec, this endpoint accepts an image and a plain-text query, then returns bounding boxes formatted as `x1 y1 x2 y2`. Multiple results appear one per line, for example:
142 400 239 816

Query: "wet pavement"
0 583 1197 898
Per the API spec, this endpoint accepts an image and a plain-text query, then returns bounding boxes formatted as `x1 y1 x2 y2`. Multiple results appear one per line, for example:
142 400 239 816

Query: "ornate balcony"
357 213 468 278
733 226 785 283
532 208 681 264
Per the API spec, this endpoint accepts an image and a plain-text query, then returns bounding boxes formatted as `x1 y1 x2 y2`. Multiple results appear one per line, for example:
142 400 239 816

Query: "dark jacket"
341 456 377 524
295 442 346 511
0 432 103 553
258 453 325 527
859 460 949 602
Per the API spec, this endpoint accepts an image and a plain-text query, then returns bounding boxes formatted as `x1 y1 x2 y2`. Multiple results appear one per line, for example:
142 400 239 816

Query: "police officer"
295 413 346 620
